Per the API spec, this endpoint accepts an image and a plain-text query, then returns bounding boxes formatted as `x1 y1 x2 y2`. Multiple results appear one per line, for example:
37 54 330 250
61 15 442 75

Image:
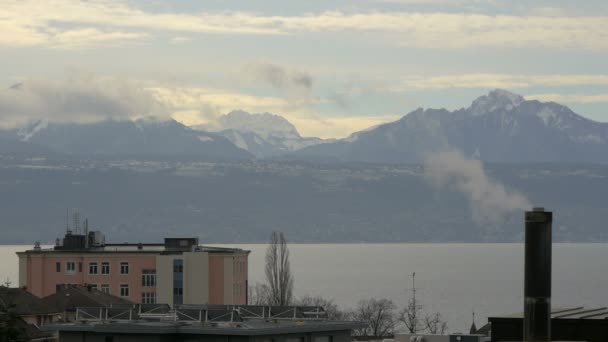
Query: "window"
56 262 61 272
101 284 110 294
89 284 98 290
66 261 76 273
101 262 110 274
78 262 82 272
120 262 129 275
120 284 129 297
173 259 184 305
88 262 98 274
141 292 156 304
142 269 156 287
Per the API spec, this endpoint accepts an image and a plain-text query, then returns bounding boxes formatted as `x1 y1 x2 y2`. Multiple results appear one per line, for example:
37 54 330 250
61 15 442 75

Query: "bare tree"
424 312 448 335
265 231 294 306
295 295 346 320
248 282 271 305
349 298 396 337
398 273 448 335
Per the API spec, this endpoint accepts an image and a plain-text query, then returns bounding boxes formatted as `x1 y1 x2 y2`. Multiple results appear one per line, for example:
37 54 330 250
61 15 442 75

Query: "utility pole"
412 272 417 333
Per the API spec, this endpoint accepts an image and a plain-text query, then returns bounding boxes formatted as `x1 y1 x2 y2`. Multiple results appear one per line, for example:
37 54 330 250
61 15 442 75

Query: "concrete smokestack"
524 207 552 342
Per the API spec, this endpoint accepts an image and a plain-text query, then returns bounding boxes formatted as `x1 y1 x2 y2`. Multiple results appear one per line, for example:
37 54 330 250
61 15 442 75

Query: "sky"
0 0 607 138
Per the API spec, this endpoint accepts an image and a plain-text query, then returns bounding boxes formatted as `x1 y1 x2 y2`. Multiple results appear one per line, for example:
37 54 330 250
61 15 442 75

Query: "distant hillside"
0 159 606 243
0 119 252 160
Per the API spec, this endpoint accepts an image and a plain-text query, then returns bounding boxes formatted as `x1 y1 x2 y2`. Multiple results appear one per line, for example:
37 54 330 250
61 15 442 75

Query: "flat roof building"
17 227 249 306
44 304 364 342
488 306 608 342
394 334 487 342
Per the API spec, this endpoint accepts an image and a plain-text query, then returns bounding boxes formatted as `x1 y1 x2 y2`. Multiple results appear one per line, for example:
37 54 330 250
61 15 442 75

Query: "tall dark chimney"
524 207 552 342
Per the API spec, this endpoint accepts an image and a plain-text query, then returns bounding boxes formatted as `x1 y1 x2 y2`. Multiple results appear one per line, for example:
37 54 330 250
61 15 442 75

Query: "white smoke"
424 150 530 223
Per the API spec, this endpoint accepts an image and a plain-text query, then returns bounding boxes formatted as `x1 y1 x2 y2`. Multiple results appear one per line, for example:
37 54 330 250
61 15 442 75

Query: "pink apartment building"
17 230 249 306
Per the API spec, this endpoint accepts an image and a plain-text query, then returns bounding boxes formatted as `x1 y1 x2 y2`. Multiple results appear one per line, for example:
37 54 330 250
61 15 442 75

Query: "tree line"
251 231 448 337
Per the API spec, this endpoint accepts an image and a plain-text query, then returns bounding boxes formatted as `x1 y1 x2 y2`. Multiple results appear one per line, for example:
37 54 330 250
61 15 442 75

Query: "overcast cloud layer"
0 75 167 128
0 0 607 138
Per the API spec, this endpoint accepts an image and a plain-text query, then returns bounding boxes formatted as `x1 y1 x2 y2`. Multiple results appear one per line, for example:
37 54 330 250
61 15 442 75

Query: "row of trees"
253 231 448 337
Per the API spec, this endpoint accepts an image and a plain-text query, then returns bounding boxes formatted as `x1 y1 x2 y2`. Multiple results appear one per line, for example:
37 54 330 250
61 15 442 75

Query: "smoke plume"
424 150 530 223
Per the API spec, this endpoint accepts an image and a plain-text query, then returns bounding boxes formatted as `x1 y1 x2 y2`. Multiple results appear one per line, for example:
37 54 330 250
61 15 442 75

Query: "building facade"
17 231 249 306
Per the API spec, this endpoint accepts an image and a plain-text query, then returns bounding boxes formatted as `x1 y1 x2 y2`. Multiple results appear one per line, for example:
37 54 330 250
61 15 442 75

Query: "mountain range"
193 110 325 158
0 89 606 163
0 118 251 159
294 90 608 163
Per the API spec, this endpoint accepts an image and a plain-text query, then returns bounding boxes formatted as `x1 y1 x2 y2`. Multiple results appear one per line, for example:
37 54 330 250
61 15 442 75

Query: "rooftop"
18 232 249 255
45 319 361 335
490 306 608 320
44 304 364 335
0 287 60 316
42 285 133 312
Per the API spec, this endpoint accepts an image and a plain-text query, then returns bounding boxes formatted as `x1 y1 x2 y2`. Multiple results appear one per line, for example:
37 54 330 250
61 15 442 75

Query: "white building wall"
155 254 177 306
184 251 209 304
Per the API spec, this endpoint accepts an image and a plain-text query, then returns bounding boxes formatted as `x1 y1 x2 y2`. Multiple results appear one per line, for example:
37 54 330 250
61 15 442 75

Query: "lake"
1 243 606 333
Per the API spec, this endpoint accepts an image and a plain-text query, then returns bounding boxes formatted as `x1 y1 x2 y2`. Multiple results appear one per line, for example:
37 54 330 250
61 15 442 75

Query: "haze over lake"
2 243 605 332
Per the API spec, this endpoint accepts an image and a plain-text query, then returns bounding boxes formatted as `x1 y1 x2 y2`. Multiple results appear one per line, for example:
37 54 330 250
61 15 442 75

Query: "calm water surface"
1 243 606 332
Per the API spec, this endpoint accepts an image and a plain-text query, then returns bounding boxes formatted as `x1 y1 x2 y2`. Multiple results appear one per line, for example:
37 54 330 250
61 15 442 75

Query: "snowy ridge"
295 89 608 163
193 110 325 158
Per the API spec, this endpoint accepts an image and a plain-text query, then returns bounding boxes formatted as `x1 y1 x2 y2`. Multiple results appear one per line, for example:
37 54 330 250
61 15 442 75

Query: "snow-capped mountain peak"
216 110 300 140
469 89 525 115
192 110 325 158
295 90 608 163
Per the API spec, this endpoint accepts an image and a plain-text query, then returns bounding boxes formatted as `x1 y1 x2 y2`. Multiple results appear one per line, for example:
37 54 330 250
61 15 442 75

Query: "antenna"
65 208 69 234
72 211 80 234
84 219 89 248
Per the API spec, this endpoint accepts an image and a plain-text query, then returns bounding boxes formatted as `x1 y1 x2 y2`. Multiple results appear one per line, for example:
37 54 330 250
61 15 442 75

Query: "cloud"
241 62 314 108
0 74 168 128
242 62 313 90
169 36 192 44
146 85 397 138
390 74 608 91
287 114 400 139
527 93 608 104
148 86 288 114
1 1 607 49
424 150 531 223
369 0 493 4
49 28 146 49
